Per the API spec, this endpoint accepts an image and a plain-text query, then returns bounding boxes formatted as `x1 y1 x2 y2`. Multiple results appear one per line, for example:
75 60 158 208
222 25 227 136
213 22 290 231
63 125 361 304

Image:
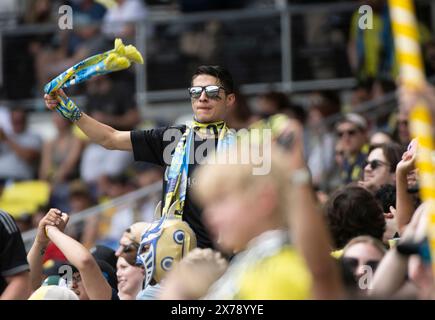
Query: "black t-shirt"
0 211 29 294
131 125 218 249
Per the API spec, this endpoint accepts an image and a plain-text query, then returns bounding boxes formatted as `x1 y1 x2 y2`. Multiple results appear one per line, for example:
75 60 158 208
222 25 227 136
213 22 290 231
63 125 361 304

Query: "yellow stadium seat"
0 181 50 218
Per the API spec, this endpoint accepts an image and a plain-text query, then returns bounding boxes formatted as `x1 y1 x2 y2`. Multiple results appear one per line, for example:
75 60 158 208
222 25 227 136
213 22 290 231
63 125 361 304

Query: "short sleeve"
130 126 184 167
0 211 29 278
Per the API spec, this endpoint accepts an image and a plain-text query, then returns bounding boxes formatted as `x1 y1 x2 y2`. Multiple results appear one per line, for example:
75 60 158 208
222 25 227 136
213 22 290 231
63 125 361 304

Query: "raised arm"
27 208 67 290
44 90 132 151
370 204 426 298
395 149 417 234
279 120 344 299
44 211 112 300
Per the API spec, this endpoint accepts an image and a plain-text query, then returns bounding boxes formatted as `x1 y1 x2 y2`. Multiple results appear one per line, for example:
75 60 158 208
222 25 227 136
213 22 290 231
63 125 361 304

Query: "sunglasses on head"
366 159 390 170
188 85 226 99
337 129 358 138
342 257 380 272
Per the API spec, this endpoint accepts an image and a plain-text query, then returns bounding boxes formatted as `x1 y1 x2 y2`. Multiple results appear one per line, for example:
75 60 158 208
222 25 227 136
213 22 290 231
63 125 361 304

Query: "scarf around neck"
161 119 235 218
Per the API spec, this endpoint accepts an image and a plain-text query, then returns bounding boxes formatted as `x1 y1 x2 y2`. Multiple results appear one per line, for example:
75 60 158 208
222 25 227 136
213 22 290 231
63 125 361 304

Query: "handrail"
21 181 162 251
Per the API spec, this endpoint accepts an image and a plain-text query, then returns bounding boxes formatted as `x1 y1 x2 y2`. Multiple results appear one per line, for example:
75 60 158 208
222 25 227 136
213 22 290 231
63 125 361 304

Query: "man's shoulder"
133 125 187 138
0 210 19 235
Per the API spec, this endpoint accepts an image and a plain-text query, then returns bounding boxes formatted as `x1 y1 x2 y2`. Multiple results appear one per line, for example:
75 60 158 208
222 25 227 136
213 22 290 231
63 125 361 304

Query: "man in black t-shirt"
44 65 237 249
0 210 31 299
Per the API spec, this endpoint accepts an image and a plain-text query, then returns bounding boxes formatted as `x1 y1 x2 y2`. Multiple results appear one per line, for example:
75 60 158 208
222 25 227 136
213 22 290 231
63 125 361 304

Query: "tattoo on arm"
40 247 47 256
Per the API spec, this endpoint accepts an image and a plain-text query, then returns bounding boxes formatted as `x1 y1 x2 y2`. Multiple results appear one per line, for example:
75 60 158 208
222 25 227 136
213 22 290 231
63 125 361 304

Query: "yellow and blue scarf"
44 38 143 121
162 119 235 218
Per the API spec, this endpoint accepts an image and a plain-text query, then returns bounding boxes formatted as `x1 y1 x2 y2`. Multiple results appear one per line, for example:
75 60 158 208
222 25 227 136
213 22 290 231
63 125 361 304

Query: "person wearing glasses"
44 65 236 250
340 236 386 296
358 142 404 193
335 113 369 185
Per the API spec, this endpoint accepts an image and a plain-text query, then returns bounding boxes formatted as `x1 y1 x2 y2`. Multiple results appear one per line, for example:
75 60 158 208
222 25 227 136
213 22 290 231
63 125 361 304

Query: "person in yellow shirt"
193 121 343 299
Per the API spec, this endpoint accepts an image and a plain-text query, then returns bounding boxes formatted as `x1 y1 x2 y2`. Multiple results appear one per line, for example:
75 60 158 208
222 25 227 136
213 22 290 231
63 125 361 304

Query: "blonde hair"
343 235 387 256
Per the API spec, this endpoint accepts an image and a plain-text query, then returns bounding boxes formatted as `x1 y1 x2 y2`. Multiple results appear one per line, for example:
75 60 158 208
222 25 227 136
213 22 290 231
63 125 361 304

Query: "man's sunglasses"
188 85 226 99
366 159 390 170
337 129 358 138
342 257 380 272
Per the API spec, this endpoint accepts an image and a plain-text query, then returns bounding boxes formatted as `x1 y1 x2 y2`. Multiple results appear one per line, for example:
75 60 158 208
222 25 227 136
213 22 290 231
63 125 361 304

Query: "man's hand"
397 147 417 177
44 90 61 111
44 89 82 122
36 208 69 245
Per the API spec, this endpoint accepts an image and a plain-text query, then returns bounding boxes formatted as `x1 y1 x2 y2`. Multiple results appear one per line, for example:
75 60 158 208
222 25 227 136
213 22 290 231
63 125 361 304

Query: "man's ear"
226 93 236 107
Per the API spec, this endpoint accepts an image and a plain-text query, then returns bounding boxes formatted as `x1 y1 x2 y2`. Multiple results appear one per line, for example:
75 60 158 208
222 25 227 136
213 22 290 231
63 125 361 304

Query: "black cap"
95 259 118 290
90 245 117 271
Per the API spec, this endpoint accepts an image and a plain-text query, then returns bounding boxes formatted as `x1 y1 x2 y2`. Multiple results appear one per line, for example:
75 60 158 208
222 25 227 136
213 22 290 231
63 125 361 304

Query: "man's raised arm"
44 89 132 151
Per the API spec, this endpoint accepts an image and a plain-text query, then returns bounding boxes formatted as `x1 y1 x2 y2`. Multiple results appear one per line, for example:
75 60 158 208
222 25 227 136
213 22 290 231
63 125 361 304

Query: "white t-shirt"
0 129 42 180
80 143 133 183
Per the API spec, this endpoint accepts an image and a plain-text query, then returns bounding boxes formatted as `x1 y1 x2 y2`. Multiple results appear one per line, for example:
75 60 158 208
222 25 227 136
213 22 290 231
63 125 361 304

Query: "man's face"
190 74 234 123
336 122 366 155
363 147 394 192
203 190 259 254
71 272 89 300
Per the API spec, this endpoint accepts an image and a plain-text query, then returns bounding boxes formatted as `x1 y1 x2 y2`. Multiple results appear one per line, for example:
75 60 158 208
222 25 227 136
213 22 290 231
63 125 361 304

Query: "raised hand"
36 208 69 245
397 140 417 176
44 89 82 122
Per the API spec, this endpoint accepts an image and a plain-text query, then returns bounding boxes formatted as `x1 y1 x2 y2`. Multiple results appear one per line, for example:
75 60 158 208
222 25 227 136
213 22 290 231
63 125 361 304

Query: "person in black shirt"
44 65 237 249
0 210 31 299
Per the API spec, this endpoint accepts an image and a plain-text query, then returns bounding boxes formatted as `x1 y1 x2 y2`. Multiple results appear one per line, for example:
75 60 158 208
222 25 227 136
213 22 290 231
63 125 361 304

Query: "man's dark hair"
325 186 386 249
374 184 396 213
192 65 234 94
369 142 405 173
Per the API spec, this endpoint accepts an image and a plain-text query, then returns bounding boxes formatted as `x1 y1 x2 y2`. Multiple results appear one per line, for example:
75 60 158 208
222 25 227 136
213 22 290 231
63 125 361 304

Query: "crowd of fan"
0 0 435 302
0 68 433 299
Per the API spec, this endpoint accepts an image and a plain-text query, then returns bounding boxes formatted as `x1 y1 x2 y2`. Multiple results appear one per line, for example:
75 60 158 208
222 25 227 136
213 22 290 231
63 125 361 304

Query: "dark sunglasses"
188 85 226 99
337 129 358 138
342 257 380 272
366 159 390 170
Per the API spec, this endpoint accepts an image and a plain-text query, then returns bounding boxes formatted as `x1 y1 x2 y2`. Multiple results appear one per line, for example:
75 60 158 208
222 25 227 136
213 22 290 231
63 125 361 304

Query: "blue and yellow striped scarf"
162 119 235 218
